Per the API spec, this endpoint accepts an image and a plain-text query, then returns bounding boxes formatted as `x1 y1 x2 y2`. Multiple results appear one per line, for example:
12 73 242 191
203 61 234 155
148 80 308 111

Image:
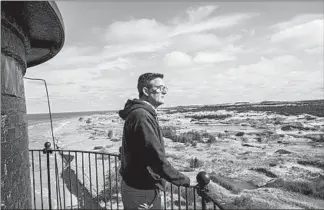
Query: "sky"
24 1 324 114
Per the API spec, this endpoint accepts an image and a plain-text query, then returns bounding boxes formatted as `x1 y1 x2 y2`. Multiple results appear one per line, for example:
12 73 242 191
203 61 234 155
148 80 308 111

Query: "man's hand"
181 175 198 187
181 175 191 187
138 203 153 209
189 175 198 187
182 174 198 187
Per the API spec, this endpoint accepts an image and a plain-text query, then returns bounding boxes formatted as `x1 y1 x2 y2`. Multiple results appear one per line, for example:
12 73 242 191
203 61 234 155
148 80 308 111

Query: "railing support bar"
43 142 53 210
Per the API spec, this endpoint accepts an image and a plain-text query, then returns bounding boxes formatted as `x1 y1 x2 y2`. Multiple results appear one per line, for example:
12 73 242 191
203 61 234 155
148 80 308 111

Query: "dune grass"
266 177 324 199
161 126 217 144
209 173 241 194
297 160 324 170
189 157 204 169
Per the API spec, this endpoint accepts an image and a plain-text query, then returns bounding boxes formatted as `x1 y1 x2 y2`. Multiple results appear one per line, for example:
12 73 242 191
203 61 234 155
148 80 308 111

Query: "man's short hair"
137 72 164 97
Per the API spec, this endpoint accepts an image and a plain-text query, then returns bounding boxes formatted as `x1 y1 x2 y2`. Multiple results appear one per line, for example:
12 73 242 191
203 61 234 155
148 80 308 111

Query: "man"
119 73 190 209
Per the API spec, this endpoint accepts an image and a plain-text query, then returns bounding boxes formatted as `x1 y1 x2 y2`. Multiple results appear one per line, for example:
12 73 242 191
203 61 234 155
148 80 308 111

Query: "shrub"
202 131 210 138
266 177 324 199
189 157 204 168
297 160 324 170
162 127 216 144
177 135 191 144
210 174 241 194
107 130 113 138
217 133 225 138
161 126 178 141
181 131 201 143
174 144 185 151
232 195 254 208
207 135 217 144
235 132 245 137
281 179 324 199
190 130 202 141
249 168 278 178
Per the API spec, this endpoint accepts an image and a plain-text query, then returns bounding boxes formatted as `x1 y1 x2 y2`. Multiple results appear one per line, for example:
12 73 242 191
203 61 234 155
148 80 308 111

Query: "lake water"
27 111 114 149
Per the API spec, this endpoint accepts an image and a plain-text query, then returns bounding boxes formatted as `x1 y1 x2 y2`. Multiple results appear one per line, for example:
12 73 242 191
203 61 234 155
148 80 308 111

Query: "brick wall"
1 18 32 209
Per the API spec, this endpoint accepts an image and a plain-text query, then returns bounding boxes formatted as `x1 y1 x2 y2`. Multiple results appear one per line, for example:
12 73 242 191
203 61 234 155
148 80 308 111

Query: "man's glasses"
150 85 168 93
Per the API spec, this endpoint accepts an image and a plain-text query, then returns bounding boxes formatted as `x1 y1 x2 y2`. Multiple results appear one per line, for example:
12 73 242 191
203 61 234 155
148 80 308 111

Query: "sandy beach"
28 102 324 209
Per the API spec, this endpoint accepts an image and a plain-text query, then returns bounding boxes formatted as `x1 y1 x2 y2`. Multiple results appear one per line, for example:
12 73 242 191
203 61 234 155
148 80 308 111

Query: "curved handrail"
31 148 120 157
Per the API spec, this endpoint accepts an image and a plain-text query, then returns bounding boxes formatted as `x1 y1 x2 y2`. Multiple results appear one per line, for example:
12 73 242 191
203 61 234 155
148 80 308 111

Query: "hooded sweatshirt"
119 99 190 190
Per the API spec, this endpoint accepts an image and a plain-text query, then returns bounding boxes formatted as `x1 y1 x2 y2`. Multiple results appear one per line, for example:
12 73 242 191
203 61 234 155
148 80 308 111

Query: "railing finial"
196 171 210 188
43 141 53 154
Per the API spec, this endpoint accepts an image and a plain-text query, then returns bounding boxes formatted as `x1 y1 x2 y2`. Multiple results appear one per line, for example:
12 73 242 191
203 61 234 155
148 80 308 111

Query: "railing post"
201 198 207 210
118 146 122 160
43 142 53 210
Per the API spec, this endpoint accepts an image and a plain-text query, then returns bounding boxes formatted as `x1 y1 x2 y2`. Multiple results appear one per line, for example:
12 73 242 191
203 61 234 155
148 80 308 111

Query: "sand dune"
30 103 324 209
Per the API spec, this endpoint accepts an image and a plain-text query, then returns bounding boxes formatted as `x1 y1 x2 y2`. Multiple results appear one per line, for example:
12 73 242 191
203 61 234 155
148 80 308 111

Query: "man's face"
146 77 168 107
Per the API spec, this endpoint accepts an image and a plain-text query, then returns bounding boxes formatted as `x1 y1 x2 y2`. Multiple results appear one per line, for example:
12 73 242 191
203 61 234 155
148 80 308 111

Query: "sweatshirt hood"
119 99 157 120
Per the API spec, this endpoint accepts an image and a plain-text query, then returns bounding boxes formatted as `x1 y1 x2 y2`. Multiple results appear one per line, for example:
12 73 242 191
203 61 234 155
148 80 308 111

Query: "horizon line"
26 98 324 115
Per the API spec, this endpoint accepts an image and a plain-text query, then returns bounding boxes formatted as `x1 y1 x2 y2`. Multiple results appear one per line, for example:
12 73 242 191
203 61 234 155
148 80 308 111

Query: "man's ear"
143 87 150 96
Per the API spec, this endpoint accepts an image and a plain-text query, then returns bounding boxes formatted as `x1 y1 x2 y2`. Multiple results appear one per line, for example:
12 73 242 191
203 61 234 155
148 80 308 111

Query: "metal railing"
29 143 227 210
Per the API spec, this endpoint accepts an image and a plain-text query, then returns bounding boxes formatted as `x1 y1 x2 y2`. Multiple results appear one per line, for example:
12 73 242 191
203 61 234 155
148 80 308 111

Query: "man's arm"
135 116 190 186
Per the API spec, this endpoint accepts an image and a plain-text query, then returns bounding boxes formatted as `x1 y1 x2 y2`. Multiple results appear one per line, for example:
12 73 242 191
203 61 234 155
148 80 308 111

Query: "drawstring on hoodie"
138 189 159 209
150 189 159 207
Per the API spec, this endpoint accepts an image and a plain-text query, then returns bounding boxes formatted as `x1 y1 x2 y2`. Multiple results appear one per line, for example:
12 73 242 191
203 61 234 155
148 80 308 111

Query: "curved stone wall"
1 15 31 209
1 2 65 209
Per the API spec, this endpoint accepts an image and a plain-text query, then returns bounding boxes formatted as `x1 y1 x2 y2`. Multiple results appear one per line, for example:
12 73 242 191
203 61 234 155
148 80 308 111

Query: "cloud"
222 55 320 90
241 28 256 37
203 55 323 102
270 16 323 50
170 13 259 37
270 14 323 30
193 52 236 63
105 19 169 44
170 33 221 53
102 41 171 59
26 67 101 87
169 33 243 55
171 5 219 24
188 42 243 64
164 51 192 67
304 46 323 54
96 5 257 62
187 5 219 22
45 45 100 68
97 57 134 71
